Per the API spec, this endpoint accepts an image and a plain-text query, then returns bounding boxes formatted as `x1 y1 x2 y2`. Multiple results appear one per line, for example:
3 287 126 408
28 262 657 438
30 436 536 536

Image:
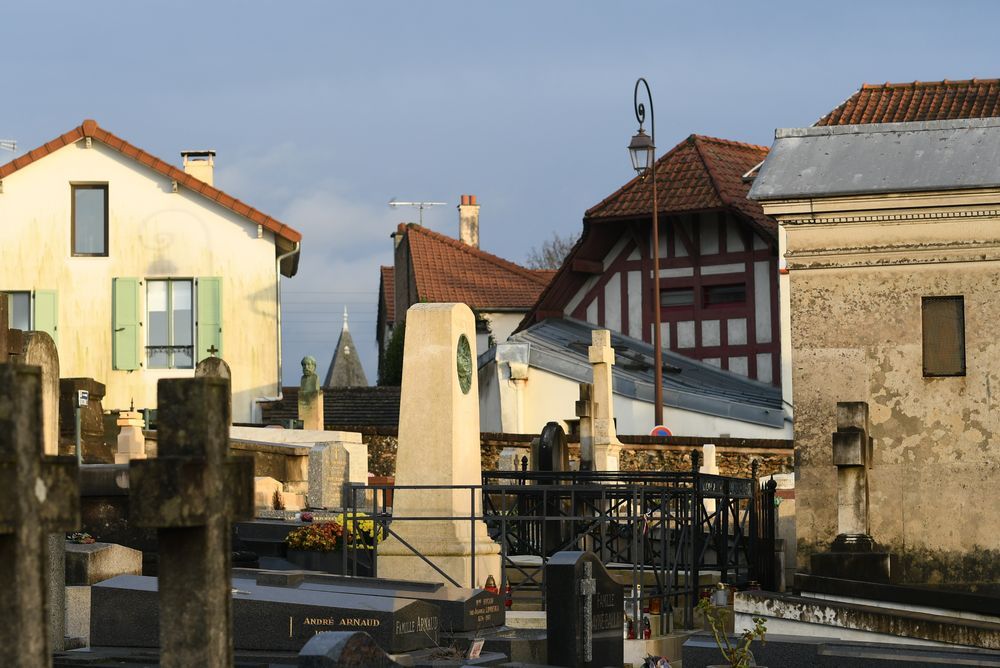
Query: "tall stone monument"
588 330 621 471
298 355 324 431
811 401 894 582
377 303 501 588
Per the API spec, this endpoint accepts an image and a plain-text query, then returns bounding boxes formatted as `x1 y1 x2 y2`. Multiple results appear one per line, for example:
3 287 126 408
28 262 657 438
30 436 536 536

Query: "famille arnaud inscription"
545 551 624 668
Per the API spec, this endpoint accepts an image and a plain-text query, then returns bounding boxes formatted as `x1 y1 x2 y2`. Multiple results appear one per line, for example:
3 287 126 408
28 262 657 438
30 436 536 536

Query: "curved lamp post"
629 77 664 426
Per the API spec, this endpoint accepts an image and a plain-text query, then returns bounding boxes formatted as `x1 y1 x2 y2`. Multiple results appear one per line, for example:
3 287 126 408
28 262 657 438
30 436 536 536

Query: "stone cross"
588 330 621 471
580 561 597 662
0 364 80 667
130 377 253 667
831 401 875 549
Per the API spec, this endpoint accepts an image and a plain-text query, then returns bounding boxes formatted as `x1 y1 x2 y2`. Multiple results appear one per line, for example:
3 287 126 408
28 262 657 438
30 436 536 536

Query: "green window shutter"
113 278 141 370
32 290 58 345
196 277 222 362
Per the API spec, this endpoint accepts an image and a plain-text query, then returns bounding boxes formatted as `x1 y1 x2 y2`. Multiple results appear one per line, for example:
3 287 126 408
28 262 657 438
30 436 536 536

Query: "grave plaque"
545 551 623 668
238 568 504 632
90 573 441 654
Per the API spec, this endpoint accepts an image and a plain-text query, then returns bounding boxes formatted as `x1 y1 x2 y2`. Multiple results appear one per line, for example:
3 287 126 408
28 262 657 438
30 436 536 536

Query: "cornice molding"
781 208 1000 226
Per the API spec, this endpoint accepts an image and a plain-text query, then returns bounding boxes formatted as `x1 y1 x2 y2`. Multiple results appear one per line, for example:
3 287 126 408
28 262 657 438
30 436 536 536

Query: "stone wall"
340 426 792 478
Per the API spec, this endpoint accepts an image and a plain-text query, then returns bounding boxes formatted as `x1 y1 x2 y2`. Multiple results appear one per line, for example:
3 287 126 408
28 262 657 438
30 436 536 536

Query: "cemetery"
0 289 997 666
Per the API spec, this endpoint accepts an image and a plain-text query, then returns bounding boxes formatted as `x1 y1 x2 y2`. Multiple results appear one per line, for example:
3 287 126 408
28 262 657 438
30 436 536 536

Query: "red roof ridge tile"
689 133 770 152
404 223 550 287
0 119 301 244
859 78 999 90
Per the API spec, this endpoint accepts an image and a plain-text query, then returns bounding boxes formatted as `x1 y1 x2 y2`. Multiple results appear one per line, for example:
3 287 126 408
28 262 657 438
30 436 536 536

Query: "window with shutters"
71 184 109 256
922 296 965 377
147 279 194 369
5 291 58 344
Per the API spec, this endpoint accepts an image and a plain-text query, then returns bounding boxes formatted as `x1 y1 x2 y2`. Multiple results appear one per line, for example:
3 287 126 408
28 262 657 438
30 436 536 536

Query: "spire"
323 307 369 388
343 306 349 332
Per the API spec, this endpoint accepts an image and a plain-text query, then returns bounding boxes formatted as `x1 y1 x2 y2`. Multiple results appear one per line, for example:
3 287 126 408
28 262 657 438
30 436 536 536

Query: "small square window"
922 296 965 377
72 184 108 256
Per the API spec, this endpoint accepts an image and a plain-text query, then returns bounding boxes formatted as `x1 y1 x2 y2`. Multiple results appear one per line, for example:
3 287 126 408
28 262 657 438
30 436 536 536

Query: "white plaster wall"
483 311 524 345
0 141 283 422
479 361 791 438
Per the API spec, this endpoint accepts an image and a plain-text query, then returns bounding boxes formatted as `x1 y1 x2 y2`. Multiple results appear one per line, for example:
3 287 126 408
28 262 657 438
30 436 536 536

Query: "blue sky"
3 1 998 383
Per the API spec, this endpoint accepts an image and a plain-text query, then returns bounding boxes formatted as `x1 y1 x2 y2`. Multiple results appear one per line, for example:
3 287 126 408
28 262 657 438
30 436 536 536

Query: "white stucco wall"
483 311 524 345
0 141 284 422
479 359 791 438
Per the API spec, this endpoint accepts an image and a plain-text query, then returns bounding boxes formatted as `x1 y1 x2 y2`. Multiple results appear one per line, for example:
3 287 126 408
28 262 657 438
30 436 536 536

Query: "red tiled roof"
0 119 301 245
380 266 395 323
585 134 774 238
817 79 1000 126
401 224 552 310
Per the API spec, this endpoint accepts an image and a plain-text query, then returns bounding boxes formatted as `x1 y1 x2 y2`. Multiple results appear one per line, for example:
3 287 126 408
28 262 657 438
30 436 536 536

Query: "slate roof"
0 120 302 272
585 134 775 238
398 223 552 310
750 118 1000 201
818 79 1000 126
494 318 785 428
323 314 369 388
260 386 400 429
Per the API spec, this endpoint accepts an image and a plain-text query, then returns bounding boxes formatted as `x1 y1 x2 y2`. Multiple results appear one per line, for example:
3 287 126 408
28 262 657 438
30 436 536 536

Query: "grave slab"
298 631 399 667
90 573 442 654
65 541 142 585
235 568 504 632
545 551 623 668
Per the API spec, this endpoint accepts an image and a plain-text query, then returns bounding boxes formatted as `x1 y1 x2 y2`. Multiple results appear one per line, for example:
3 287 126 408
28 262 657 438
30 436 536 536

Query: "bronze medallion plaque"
457 334 472 394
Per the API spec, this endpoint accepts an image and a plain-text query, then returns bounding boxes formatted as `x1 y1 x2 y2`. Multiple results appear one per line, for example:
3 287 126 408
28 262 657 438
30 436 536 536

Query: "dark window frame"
71 184 109 257
921 295 966 378
660 287 695 309
703 282 747 308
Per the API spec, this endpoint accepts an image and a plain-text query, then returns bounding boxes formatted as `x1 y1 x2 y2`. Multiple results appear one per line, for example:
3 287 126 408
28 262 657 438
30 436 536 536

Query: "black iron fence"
341 453 777 630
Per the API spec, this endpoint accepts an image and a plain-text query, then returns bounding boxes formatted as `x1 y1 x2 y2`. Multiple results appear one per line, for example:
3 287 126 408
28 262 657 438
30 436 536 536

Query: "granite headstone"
545 551 623 668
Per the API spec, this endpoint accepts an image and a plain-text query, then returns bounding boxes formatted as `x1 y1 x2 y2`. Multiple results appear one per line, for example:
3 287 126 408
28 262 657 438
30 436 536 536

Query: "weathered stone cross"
0 363 80 667
207 344 219 357
580 561 597 662
130 377 253 667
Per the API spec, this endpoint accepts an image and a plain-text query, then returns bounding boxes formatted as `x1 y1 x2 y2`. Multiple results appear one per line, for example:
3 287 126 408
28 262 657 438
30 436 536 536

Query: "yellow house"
0 119 301 423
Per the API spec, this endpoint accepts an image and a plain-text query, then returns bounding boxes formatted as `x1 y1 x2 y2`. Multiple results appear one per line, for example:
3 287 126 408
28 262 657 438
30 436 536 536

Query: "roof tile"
585 134 774 237
0 119 301 244
818 79 1000 126
402 225 552 310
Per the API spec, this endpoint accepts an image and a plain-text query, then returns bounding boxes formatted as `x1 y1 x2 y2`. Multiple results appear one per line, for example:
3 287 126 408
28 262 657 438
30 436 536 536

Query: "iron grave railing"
340 455 776 630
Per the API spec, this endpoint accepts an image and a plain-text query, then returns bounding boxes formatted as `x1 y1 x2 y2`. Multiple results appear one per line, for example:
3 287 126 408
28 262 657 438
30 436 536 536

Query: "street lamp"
629 77 664 427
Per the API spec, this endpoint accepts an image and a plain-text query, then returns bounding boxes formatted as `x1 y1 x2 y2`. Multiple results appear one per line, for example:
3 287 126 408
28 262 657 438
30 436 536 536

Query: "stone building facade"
752 118 1000 584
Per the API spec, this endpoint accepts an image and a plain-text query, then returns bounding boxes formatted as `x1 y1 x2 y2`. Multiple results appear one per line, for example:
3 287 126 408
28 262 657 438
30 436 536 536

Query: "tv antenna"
0 139 15 152
388 198 447 225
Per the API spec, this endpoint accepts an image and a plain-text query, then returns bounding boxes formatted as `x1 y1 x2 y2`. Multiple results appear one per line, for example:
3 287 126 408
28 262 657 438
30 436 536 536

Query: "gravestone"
298 356 324 430
811 401 894 582
377 303 501 588
534 422 569 556
298 631 398 667
535 421 568 473
576 383 595 471
588 331 620 471
241 568 504 632
129 377 254 667
0 364 80 666
90 573 441 653
545 551 624 668
58 378 110 462
195 354 232 424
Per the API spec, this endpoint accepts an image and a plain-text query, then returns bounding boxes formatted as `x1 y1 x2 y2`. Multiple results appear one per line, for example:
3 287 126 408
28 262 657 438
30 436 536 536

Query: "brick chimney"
181 150 216 186
458 194 480 248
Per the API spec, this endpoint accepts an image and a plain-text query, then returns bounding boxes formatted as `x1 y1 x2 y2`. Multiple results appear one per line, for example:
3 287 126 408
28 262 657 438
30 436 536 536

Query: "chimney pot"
458 194 480 248
181 149 216 186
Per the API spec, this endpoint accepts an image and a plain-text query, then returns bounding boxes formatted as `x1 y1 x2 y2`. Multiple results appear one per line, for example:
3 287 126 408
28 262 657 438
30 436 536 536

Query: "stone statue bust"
300 355 320 396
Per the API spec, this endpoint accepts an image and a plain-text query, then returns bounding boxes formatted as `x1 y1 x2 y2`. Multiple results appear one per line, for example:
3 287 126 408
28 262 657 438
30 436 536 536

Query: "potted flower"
696 597 767 668
285 521 344 572
335 512 384 550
